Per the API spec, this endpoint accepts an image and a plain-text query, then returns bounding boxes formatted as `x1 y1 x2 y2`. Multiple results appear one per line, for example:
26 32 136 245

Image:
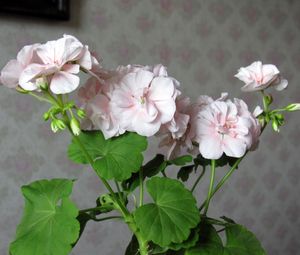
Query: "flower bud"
56 119 66 130
272 119 280 132
50 120 59 133
50 119 66 133
43 112 50 121
77 109 86 119
263 95 273 109
285 103 300 112
70 117 81 136
274 113 284 126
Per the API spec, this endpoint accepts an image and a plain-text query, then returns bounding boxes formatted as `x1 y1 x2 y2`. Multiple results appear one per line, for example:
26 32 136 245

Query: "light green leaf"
134 177 200 247
186 224 266 255
169 155 193 166
68 131 148 181
9 179 79 255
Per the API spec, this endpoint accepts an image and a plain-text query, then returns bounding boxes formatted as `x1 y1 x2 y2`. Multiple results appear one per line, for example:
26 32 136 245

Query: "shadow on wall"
0 0 82 28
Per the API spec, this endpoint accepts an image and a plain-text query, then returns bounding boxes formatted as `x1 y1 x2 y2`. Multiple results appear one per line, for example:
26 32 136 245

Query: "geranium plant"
1 35 299 255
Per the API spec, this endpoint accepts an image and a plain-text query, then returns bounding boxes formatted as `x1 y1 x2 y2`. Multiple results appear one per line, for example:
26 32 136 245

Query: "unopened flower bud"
285 103 300 112
70 117 81 136
274 113 284 126
50 120 59 133
55 119 66 130
263 95 273 109
43 112 50 121
272 119 280 132
50 119 66 133
77 109 86 119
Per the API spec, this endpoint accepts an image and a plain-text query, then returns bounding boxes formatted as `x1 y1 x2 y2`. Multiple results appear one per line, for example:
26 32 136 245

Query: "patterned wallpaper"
0 0 300 254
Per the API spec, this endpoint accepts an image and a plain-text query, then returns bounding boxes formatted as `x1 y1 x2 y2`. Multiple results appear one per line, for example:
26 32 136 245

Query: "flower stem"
211 157 243 196
199 156 243 211
204 160 216 215
28 92 53 104
191 166 205 193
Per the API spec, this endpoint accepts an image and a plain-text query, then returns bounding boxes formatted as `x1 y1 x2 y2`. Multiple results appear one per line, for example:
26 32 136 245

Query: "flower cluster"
2 35 292 161
0 34 99 94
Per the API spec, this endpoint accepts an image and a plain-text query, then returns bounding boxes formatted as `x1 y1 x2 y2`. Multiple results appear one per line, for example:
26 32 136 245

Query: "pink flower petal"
199 136 223 159
50 71 80 94
0 60 22 88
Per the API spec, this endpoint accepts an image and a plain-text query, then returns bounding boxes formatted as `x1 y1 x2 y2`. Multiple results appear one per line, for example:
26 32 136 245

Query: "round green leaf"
68 131 148 181
9 179 80 255
134 177 200 247
224 224 266 254
186 224 266 255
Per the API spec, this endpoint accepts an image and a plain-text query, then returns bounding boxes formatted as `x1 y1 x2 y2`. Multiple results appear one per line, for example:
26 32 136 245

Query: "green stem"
125 215 149 255
191 166 205 193
204 160 216 215
91 216 123 222
71 131 129 216
199 156 243 211
114 181 123 202
28 92 53 104
79 205 111 214
139 169 144 206
211 157 243 196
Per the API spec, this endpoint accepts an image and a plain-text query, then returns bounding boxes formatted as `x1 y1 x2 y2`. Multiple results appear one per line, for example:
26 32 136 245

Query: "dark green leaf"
9 179 79 255
186 224 266 255
168 227 199 251
73 212 91 248
134 177 200 247
68 131 148 181
177 165 195 182
125 235 139 255
123 154 165 193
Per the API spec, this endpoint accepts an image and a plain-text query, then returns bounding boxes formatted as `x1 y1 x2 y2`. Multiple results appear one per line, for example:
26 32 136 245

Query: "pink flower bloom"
0 44 40 88
235 61 288 92
158 93 229 160
195 97 261 159
20 34 95 94
1 35 100 94
78 73 125 139
111 69 177 136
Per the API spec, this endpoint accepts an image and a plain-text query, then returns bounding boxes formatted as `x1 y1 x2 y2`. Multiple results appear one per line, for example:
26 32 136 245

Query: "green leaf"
194 154 237 168
125 235 139 255
123 154 165 193
177 165 195 182
224 224 266 254
168 226 199 251
169 155 193 166
186 224 266 255
9 179 80 255
68 131 148 181
134 177 200 247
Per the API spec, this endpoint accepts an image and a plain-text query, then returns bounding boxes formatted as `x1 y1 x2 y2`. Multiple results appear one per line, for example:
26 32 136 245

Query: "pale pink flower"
0 44 40 88
78 74 125 139
19 34 98 94
158 93 229 159
234 99 261 151
161 96 191 139
195 98 260 159
111 69 177 136
235 61 288 92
